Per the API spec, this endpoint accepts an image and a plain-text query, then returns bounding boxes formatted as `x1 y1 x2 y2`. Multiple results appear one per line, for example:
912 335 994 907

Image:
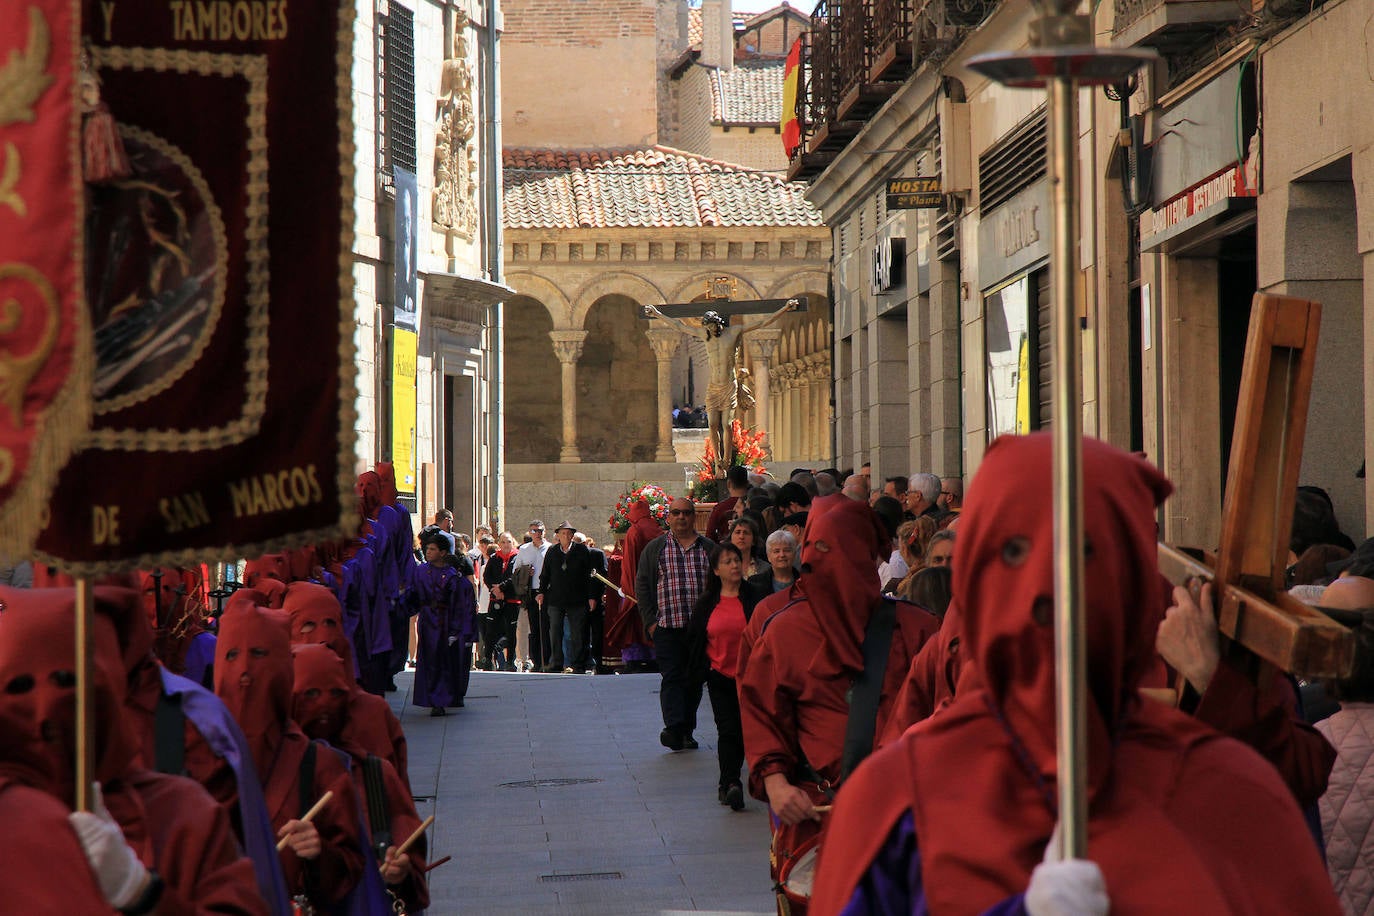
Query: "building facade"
498 0 833 540
351 0 509 534
791 0 1370 544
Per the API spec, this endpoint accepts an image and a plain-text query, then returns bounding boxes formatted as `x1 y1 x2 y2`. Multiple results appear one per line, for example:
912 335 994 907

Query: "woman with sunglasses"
689 542 763 811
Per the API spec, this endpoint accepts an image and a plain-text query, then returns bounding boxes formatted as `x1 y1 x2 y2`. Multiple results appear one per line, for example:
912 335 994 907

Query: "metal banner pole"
1047 71 1087 858
968 1 1156 862
75 577 96 812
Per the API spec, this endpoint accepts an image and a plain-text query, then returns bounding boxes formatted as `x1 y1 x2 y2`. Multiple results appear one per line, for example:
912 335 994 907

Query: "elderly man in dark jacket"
537 521 597 673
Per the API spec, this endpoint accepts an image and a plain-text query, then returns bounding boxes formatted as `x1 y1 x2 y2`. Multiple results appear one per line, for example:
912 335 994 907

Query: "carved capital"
746 327 782 364
548 329 587 364
645 327 682 361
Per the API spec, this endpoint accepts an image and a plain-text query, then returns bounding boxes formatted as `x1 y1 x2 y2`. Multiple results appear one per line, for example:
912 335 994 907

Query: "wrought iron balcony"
787 0 996 181
1111 0 1254 55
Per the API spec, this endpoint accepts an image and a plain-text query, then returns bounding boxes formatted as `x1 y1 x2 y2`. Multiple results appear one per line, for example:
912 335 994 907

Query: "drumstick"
812 805 832 814
421 855 452 873
276 790 334 851
379 815 436 874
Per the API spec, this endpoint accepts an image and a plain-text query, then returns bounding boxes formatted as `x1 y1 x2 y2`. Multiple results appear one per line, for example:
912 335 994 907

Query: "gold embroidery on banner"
0 448 14 486
86 47 268 453
31 1 359 575
0 262 60 425
89 124 228 411
0 8 54 126
0 143 25 217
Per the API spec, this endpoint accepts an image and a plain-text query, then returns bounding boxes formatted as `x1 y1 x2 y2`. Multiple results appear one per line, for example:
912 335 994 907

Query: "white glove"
68 783 152 909
1025 823 1109 916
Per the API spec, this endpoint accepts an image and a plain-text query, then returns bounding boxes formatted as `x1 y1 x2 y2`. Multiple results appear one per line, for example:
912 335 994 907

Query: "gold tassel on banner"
79 47 129 184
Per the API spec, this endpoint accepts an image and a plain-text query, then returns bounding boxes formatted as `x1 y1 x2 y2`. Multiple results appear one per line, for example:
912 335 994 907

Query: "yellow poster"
1015 333 1032 435
391 327 418 495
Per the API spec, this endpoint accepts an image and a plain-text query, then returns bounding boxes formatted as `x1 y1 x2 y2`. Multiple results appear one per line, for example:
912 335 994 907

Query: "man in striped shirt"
636 496 715 751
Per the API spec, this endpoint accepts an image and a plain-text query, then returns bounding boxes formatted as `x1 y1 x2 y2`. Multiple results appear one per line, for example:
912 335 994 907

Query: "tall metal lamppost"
967 2 1155 861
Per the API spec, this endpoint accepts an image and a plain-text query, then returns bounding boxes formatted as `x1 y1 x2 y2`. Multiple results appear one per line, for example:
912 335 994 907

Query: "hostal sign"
886 177 943 209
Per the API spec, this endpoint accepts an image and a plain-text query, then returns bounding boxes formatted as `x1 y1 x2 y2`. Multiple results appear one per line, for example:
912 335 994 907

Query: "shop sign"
1142 163 1255 241
886 177 943 209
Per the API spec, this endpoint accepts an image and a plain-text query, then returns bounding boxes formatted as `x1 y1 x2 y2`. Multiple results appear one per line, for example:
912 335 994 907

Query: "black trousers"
653 625 701 736
483 604 519 668
587 605 605 669
705 669 744 787
524 597 548 669
546 603 588 670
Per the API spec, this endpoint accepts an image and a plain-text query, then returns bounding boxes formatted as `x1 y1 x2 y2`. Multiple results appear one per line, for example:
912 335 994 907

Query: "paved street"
385 670 778 915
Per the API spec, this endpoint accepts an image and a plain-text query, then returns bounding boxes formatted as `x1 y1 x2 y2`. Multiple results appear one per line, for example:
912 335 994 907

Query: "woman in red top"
690 543 764 811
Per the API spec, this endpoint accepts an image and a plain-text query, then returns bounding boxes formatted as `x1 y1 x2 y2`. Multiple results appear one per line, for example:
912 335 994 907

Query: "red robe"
737 497 938 906
877 601 962 746
610 501 661 653
343 691 410 789
812 434 1341 916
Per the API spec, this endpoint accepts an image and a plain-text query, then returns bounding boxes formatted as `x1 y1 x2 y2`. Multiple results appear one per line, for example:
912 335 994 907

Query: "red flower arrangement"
692 420 768 500
608 482 672 535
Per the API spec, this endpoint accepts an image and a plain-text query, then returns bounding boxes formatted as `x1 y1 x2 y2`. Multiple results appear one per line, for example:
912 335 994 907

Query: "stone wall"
502 0 660 148
712 125 787 173
505 462 695 543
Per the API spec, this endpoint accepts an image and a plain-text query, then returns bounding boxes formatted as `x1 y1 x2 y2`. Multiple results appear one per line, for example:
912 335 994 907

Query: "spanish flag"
781 37 802 157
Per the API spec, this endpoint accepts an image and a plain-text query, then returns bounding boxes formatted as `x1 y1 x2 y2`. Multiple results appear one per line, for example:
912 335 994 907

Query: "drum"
775 833 821 916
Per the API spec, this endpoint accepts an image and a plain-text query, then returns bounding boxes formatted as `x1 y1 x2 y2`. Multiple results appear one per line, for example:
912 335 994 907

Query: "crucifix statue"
642 278 804 471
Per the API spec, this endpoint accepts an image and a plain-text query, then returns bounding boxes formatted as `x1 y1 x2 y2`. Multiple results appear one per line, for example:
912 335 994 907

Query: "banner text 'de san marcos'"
36 0 357 572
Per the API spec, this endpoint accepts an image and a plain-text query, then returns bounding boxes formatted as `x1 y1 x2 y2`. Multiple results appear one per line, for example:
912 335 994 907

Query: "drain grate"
539 872 623 883
499 777 603 789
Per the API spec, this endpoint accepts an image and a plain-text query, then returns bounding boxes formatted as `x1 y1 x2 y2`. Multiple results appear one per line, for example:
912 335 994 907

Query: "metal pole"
1048 73 1087 859
75 578 96 812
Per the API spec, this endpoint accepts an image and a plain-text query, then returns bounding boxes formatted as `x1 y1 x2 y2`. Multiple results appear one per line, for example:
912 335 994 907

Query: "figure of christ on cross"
642 298 799 470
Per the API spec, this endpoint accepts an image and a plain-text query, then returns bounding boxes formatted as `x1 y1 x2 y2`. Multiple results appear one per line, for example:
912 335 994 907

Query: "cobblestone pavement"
385 669 778 915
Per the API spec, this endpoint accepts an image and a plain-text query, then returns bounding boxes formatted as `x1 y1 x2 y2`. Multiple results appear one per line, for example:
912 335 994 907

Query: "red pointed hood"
954 433 1171 788
0 587 139 807
291 644 352 743
214 603 293 775
282 581 353 670
801 494 891 678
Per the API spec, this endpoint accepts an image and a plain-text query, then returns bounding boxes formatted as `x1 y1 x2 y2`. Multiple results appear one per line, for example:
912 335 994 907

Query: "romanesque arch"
570 271 665 331
763 270 830 302
576 294 659 462
504 295 561 463
505 270 572 326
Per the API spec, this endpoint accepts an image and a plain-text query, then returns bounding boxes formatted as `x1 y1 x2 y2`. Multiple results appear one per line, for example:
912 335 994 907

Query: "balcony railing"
788 0 995 181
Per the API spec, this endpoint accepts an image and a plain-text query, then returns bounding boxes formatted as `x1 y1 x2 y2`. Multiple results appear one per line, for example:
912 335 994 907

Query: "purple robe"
159 668 292 915
838 811 1026 916
405 560 474 709
183 630 216 688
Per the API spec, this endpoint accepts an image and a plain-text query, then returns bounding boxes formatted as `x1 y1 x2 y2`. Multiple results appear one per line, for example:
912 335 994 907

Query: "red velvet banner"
0 1 92 558
34 0 358 572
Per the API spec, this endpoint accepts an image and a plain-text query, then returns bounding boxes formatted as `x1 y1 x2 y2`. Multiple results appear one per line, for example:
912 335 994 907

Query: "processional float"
0 0 370 843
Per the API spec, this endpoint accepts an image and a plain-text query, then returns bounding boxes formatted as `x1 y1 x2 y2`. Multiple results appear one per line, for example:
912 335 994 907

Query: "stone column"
805 353 825 461
646 328 682 462
549 330 587 463
782 362 801 461
769 365 786 460
746 329 782 444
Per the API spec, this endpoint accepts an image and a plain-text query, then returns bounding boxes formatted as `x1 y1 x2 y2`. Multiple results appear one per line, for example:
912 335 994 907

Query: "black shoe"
429 707 446 717
681 734 699 750
542 663 562 673
659 728 684 751
725 783 745 811
717 785 729 805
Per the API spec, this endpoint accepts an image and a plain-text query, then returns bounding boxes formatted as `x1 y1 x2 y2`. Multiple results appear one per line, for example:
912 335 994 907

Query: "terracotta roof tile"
708 59 785 124
688 7 703 49
503 146 823 230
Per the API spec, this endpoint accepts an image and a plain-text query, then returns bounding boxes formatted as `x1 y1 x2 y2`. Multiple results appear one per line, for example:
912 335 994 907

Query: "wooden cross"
1158 293 1354 681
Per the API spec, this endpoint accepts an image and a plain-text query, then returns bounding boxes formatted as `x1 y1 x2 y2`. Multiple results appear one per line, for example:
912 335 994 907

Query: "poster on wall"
984 277 1033 439
33 0 358 573
393 167 418 331
391 327 418 497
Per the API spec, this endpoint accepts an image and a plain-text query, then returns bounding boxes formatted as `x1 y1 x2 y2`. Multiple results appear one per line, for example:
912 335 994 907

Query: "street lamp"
967 1 1155 862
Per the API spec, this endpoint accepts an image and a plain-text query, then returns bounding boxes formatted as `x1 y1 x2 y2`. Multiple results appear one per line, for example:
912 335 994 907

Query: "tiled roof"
503 146 823 229
688 7 703 49
709 59 785 125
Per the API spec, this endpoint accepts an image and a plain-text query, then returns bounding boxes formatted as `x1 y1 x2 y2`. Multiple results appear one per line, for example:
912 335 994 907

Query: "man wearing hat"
537 520 598 673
